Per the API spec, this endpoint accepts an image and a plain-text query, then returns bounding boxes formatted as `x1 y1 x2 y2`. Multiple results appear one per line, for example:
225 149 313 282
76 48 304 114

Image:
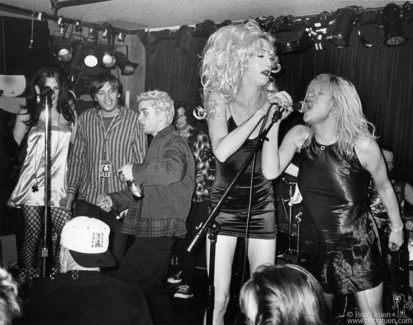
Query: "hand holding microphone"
289 101 308 113
265 90 307 123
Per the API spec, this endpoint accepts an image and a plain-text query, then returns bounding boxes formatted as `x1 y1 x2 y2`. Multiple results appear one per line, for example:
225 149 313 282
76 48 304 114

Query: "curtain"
275 23 413 184
144 34 206 109
142 22 413 184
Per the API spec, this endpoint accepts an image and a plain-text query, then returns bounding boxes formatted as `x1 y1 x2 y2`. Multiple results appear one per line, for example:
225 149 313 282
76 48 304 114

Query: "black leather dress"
210 117 276 239
297 140 385 294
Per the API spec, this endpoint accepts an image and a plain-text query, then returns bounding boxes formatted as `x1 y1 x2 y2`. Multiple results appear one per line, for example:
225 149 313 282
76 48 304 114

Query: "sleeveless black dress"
297 140 385 294
210 117 276 239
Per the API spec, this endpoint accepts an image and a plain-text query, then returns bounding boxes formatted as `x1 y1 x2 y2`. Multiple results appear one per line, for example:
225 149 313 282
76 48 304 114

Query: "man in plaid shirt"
97 90 195 325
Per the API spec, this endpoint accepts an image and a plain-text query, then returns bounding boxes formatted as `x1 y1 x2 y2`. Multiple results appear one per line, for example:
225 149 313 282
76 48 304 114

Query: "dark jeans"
172 200 209 286
75 200 127 270
113 236 176 325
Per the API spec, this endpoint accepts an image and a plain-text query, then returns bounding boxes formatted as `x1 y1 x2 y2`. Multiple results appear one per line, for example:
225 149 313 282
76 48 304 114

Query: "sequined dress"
211 117 275 239
297 140 385 294
8 120 73 208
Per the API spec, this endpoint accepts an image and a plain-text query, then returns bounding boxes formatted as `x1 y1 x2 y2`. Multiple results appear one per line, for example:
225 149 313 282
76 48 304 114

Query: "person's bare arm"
262 124 308 180
206 92 266 162
356 139 404 251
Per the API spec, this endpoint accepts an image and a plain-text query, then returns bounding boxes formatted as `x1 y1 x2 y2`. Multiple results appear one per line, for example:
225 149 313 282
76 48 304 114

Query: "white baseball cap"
61 217 115 268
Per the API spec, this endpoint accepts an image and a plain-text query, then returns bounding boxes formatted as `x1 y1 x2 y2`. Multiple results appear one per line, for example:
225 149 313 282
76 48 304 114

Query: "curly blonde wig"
200 20 275 100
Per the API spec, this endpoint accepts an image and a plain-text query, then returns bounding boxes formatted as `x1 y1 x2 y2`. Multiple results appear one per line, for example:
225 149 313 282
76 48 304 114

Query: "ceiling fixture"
114 48 138 76
328 7 359 48
102 52 116 68
57 45 73 62
382 3 408 46
101 33 117 68
83 47 99 68
51 0 113 14
56 25 74 62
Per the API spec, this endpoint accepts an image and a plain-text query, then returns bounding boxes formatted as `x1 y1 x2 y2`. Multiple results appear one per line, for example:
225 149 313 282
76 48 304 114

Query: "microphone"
291 101 307 113
270 101 307 113
40 86 53 98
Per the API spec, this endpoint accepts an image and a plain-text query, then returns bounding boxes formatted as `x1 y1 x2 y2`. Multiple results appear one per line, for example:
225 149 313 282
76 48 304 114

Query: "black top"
297 140 385 294
211 117 275 238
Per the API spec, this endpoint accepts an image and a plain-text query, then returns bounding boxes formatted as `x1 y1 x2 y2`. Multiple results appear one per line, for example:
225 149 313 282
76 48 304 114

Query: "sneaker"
167 271 183 284
174 285 194 299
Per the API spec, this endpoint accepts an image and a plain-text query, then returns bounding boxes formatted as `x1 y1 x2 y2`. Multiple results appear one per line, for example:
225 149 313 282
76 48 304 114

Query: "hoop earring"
271 63 281 74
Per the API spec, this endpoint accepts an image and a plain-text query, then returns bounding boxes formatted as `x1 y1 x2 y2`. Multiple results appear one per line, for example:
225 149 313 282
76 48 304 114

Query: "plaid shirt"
110 125 195 237
67 106 146 203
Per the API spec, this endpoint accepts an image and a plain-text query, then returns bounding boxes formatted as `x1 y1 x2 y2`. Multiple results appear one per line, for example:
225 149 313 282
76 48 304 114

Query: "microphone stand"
187 108 283 325
41 94 52 278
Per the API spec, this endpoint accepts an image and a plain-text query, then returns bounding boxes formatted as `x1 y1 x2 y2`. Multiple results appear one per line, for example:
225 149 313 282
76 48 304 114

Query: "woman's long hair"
200 20 275 101
240 264 329 325
303 74 376 159
23 66 74 127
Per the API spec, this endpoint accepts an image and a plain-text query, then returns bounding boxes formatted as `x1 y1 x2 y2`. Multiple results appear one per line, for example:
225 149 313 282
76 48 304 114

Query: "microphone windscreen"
292 101 307 113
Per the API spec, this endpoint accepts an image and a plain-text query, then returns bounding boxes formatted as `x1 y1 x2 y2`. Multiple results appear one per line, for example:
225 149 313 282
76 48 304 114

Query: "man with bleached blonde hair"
98 90 195 324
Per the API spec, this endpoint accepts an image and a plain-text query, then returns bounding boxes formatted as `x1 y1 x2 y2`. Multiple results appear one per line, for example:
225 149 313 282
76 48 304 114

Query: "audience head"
0 267 21 325
25 65 74 126
240 264 328 325
89 74 125 110
201 20 276 99
304 73 375 159
60 217 115 272
173 101 196 131
137 90 174 136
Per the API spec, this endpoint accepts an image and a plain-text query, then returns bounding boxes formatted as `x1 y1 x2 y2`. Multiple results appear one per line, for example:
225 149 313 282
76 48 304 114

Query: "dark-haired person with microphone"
262 73 404 324
200 19 292 325
7 66 77 288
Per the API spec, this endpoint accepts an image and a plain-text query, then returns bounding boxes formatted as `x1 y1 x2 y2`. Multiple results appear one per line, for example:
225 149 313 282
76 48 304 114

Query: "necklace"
32 114 61 192
100 112 118 135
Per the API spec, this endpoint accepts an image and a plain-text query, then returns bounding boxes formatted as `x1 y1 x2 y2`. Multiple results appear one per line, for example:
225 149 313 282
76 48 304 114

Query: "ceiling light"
58 47 72 62
114 49 138 75
83 42 99 68
102 52 116 68
382 3 408 46
328 7 358 48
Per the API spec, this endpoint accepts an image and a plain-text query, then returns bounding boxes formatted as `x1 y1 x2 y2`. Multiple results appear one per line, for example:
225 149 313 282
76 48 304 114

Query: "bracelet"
390 224 404 232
